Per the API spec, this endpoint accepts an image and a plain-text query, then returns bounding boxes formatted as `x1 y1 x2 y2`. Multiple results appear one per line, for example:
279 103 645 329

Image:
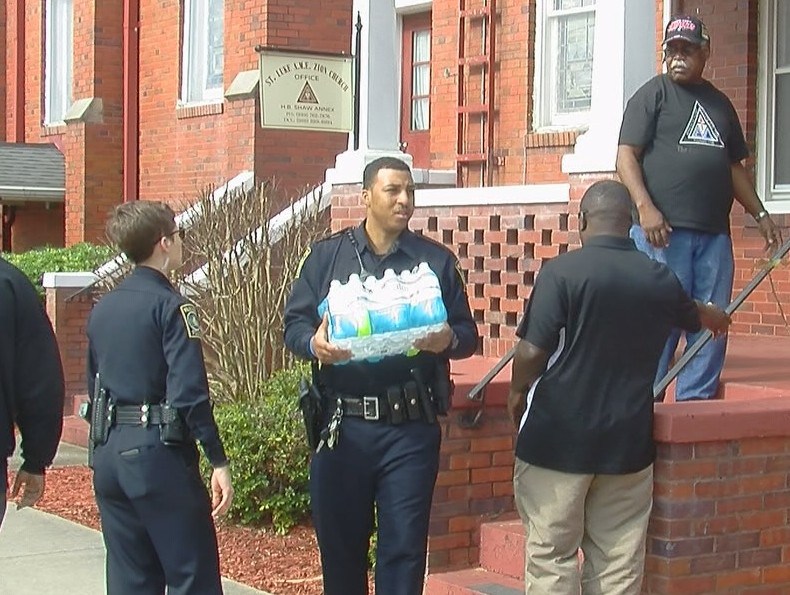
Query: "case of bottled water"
318 263 447 362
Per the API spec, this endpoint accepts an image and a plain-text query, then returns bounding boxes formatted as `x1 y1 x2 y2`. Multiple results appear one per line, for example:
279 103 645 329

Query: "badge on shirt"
180 304 201 339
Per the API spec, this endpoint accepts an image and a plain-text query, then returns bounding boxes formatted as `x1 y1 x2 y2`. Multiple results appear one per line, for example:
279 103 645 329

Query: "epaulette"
414 231 452 252
313 226 353 245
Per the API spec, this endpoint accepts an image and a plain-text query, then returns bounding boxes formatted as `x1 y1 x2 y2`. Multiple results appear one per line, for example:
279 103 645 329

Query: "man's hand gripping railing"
654 236 790 402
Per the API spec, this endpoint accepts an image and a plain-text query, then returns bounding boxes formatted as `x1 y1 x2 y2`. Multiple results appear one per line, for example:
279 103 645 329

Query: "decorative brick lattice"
411 205 574 358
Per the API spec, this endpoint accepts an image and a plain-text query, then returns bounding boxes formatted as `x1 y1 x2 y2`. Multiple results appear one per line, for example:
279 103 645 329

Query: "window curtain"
45 0 73 123
411 30 430 131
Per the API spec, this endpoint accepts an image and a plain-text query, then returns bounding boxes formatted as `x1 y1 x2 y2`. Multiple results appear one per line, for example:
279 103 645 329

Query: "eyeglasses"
663 44 700 59
164 227 185 241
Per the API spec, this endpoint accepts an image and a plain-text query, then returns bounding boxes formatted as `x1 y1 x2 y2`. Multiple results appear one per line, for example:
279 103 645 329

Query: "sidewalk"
2 442 270 595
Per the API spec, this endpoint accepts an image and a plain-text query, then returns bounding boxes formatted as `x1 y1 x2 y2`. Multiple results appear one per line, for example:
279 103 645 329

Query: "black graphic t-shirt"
619 74 749 235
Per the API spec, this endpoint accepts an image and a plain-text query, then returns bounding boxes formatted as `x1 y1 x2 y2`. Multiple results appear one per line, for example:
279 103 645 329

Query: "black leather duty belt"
112 404 167 426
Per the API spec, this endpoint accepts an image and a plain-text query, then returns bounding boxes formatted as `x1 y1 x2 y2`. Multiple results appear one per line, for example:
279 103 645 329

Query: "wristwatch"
754 210 770 222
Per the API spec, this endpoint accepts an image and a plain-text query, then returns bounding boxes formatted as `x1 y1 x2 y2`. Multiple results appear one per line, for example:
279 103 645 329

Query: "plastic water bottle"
323 275 372 342
409 263 447 328
368 269 410 335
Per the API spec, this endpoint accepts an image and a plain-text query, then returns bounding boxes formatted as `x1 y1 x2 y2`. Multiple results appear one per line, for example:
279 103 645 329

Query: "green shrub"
206 363 312 533
3 243 114 296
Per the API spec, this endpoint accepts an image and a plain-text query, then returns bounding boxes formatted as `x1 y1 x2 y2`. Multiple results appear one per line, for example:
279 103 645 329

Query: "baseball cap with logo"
663 15 710 46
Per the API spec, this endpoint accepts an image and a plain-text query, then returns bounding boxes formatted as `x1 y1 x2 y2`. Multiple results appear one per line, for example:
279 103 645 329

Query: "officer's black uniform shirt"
87 266 227 467
284 224 478 394
0 257 64 475
515 236 701 474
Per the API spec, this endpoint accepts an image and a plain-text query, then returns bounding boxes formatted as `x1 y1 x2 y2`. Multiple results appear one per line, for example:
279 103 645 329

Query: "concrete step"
478 521 525 580
61 415 89 448
425 567 523 595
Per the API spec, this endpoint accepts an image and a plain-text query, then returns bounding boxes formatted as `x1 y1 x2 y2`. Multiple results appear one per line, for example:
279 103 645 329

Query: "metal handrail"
459 235 790 422
654 236 790 401
459 344 516 428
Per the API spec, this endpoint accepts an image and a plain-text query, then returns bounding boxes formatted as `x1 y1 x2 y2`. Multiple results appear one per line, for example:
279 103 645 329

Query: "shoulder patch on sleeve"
179 303 201 339
296 246 312 277
454 259 468 286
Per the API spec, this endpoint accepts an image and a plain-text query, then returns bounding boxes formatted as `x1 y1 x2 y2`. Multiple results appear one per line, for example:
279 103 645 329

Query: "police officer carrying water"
86 201 233 595
284 156 478 595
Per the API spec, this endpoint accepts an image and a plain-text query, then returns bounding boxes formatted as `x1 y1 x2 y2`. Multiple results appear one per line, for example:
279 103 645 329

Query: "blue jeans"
630 226 734 400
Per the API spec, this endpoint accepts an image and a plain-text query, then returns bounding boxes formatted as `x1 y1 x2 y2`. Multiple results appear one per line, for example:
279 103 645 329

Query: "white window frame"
44 0 73 126
181 0 224 105
532 0 596 131
757 0 790 212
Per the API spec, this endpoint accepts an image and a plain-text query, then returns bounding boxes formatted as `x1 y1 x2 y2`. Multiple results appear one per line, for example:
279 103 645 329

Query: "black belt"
337 395 389 421
113 404 167 426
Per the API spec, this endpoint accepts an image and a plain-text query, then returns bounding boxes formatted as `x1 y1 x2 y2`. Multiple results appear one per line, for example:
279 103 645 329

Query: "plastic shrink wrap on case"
318 263 447 362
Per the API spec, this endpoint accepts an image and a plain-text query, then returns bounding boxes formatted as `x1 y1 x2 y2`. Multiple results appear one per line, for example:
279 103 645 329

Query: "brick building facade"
0 0 351 250
327 0 788 348
21 1 790 590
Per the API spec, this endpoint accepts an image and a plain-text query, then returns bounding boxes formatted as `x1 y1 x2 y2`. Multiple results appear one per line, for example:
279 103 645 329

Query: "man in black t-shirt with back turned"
616 15 782 401
508 180 730 595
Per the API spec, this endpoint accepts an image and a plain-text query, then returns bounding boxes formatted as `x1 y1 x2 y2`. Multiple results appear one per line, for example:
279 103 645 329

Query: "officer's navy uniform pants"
310 416 441 595
93 425 222 595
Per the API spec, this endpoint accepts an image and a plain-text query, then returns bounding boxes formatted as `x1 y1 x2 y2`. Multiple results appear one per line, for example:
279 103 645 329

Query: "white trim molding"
415 183 570 208
42 272 98 289
562 0 656 174
756 0 790 213
394 0 432 14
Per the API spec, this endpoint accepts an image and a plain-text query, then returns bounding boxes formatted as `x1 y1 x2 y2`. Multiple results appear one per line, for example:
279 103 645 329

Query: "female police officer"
87 201 233 595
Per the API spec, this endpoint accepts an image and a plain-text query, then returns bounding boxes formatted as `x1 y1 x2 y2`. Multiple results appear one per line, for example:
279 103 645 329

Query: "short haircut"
580 180 632 217
106 201 176 264
362 157 411 190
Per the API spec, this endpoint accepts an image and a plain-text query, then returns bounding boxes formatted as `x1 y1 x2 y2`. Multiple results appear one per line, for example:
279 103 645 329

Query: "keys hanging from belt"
317 398 343 453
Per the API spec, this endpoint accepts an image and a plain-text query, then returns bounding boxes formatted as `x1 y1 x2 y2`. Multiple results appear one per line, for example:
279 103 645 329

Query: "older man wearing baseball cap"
616 16 782 402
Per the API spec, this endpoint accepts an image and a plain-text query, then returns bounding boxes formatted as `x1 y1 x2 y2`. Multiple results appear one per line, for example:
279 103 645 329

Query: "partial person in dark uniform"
284 156 478 595
0 257 64 528
86 201 233 595
508 181 731 595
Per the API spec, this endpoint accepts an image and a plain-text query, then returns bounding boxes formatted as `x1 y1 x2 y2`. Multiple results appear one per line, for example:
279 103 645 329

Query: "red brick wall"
427 0 790 338
430 0 579 186
4 0 124 246
430 408 516 570
137 0 350 211
46 286 92 413
5 0 24 141
647 436 790 593
11 203 64 251
0 0 7 140
252 0 351 203
6 0 350 248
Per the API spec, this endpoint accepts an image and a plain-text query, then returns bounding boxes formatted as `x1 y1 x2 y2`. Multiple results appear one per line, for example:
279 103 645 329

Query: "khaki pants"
513 459 653 595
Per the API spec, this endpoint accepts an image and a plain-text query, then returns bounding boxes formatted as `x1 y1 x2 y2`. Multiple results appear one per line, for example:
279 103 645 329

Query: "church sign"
257 49 354 133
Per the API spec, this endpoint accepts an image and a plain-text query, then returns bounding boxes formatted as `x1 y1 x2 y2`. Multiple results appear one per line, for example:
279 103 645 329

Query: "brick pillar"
43 272 96 414
63 0 124 245
646 402 790 593
429 405 516 571
0 0 6 140
329 183 365 232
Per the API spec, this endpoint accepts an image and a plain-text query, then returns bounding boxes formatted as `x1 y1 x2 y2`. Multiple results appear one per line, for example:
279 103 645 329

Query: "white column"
325 0 412 185
562 0 657 174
